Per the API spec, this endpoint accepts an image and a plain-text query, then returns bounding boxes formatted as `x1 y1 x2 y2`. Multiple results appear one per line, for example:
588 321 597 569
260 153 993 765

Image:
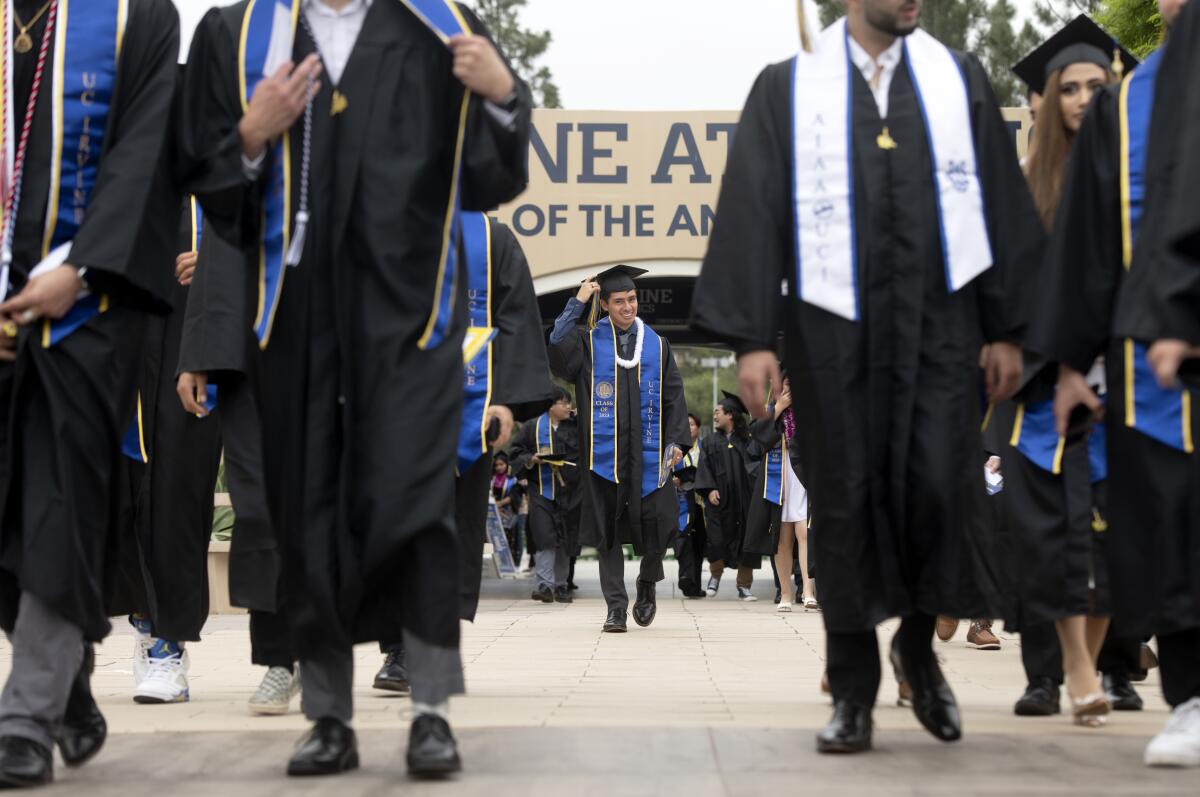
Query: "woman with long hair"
1007 16 1137 728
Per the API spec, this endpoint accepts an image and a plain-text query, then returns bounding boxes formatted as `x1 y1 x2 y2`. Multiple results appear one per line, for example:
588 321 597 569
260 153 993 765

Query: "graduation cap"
1013 14 1138 96
587 264 649 327
719 390 748 416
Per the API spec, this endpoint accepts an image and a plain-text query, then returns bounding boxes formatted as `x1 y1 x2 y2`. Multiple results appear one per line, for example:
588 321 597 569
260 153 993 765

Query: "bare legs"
774 521 813 605
1056 613 1111 725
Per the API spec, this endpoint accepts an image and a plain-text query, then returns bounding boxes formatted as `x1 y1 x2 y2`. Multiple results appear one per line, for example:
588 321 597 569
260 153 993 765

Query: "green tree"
1033 0 1101 27
1096 0 1163 58
470 0 561 108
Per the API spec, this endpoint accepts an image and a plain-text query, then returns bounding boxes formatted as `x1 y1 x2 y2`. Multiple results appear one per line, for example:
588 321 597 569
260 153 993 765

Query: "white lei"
615 318 644 370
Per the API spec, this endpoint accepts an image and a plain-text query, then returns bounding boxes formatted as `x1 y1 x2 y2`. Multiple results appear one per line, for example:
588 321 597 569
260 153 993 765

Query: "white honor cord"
286 14 317 267
615 318 644 370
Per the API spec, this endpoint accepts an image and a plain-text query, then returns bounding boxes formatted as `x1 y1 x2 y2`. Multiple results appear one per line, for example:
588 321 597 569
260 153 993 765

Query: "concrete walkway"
0 561 1194 795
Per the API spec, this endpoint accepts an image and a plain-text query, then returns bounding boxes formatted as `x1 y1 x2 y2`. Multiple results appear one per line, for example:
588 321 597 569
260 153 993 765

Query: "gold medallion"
14 32 32 54
330 90 348 116
876 126 897 151
2 321 17 339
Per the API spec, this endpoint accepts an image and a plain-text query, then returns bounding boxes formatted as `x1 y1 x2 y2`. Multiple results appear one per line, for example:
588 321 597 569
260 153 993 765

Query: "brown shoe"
966 619 1001 650
935 616 959 642
820 671 831 696
897 679 913 708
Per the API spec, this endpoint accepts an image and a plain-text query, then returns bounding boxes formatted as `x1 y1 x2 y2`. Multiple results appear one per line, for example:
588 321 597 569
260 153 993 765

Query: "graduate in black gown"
0 0 180 784
671 414 708 598
108 199 223 706
1046 0 1200 767
548 265 690 632
177 0 530 777
374 214 554 697
510 386 580 603
693 391 759 600
692 0 1040 754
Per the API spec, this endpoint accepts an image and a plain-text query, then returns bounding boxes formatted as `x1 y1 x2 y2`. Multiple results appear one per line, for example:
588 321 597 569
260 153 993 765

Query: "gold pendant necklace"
14 1 54 55
876 126 898 151
330 89 348 116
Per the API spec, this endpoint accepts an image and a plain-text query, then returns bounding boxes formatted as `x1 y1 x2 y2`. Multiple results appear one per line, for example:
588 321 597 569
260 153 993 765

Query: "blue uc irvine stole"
10 0 127 348
533 413 556 500
239 0 470 350
1010 398 1108 483
589 317 663 497
456 212 495 472
763 435 786 506
1118 48 1193 454
121 197 216 463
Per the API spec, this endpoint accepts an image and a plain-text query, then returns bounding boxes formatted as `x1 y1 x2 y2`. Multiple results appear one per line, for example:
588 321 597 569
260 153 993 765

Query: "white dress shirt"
847 35 904 119
304 0 371 86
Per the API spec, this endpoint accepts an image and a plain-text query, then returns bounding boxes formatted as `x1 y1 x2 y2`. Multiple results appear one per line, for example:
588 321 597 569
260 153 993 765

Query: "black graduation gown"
743 415 796 557
672 446 707 595
692 50 1040 634
509 415 579 551
107 204 223 641
457 219 554 621
548 321 690 556
0 0 180 642
693 429 758 568
177 2 530 654
1035 71 1200 639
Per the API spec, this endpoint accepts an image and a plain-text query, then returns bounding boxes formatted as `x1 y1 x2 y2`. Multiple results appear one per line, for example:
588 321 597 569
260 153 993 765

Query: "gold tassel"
1111 47 1124 78
587 293 600 329
797 0 813 53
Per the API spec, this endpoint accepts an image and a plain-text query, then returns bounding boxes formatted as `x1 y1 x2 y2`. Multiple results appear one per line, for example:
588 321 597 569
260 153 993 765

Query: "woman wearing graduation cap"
1002 14 1140 728
548 265 691 632
693 391 758 600
1038 0 1200 767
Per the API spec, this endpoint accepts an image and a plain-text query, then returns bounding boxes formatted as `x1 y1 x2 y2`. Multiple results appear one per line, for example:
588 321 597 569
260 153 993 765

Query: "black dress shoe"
632 580 656 627
568 581 580 591
373 650 411 694
1014 678 1061 716
406 714 462 778
0 736 53 788
902 652 962 742
554 586 573 604
287 718 359 776
602 609 627 633
59 645 106 767
816 701 873 754
532 585 554 603
1103 673 1144 711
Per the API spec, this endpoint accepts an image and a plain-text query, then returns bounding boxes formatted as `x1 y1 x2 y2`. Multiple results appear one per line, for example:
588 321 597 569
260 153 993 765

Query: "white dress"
782 455 809 522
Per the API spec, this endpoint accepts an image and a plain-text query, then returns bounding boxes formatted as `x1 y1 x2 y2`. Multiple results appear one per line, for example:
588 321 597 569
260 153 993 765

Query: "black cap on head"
1012 15 1138 96
596 264 648 299
719 390 748 416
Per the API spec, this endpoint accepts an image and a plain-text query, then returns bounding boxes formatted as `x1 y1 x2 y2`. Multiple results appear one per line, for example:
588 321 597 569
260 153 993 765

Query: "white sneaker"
776 600 793 613
248 666 301 715
132 634 153 685
1145 697 1200 767
737 586 758 602
133 650 190 704
705 576 721 598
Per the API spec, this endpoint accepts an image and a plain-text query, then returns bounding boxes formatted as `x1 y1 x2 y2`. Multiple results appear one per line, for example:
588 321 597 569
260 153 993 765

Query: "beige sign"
494 108 1033 282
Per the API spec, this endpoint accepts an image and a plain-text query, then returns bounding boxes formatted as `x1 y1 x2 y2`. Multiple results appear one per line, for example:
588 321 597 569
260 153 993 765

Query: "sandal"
803 596 819 611
1071 692 1110 727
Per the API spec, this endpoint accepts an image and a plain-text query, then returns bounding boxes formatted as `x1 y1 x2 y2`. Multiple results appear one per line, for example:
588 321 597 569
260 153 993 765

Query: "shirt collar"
846 35 904 76
305 0 373 17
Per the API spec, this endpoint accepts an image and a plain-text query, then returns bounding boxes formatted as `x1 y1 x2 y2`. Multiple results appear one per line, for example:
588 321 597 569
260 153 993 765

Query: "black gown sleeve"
457 5 531 212
549 326 586 383
749 414 782 449
69 0 180 310
175 6 260 248
488 220 554 421
1029 89 1122 374
661 339 692 452
692 436 720 494
691 63 792 352
961 53 1046 346
507 418 538 477
177 217 252 378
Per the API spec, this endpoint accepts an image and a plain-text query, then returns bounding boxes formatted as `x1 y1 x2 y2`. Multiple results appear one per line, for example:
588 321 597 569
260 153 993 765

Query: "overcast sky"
172 1 1039 110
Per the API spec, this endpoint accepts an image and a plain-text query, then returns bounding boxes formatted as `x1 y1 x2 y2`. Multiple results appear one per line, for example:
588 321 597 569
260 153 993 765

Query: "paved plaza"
0 561 1194 795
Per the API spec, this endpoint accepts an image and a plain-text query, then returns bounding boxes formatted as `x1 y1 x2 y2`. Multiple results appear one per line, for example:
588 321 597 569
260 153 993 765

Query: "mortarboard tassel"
797 0 813 54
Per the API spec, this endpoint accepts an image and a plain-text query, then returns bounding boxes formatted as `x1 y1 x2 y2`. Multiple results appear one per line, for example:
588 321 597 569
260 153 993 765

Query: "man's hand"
528 453 543 466
737 350 781 420
448 34 515 104
0 265 85 325
177 371 210 417
0 317 18 363
176 250 198 286
237 55 322 160
982 342 1022 402
1148 339 1200 389
486 404 514 448
575 279 599 304
707 490 721 506
1053 364 1103 437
